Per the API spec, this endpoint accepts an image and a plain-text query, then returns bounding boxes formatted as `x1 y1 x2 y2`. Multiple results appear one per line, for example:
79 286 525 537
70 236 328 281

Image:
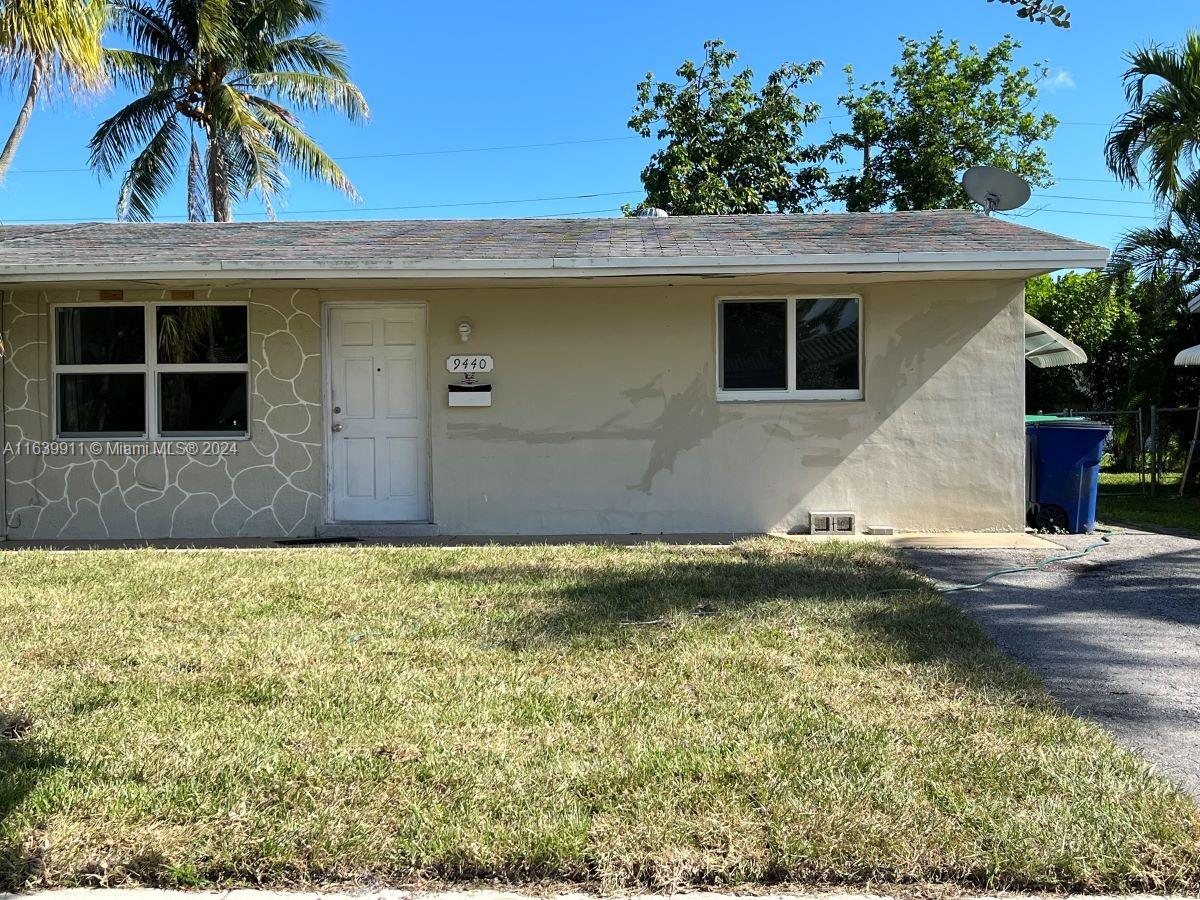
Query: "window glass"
156 305 248 364
159 372 248 434
57 373 145 434
721 301 787 390
795 298 860 391
56 306 144 365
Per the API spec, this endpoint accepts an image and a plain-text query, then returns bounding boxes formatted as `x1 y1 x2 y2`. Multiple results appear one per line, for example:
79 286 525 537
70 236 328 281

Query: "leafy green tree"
1106 33 1200 203
89 0 368 222
1026 271 1200 468
627 39 826 214
827 33 1057 212
0 0 107 182
988 0 1070 28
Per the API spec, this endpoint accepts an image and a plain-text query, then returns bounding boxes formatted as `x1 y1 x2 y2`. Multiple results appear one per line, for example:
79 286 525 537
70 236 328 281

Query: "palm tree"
0 0 107 182
89 0 368 222
1109 174 1200 310
1106 32 1200 202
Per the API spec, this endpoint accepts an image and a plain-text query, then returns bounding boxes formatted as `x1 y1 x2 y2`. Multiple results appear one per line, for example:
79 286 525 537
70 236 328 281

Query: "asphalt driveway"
907 529 1200 799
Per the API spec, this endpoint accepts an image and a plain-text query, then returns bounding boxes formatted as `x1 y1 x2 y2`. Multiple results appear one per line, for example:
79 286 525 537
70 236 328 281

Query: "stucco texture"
1 278 1025 538
2 287 323 539
419 279 1026 534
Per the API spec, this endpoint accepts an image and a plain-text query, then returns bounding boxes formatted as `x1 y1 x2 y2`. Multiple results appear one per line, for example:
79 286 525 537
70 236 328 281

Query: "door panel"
342 358 375 418
328 305 427 521
386 438 418 498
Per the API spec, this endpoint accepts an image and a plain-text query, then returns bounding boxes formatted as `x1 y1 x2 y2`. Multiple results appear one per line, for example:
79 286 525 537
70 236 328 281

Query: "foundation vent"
809 511 856 535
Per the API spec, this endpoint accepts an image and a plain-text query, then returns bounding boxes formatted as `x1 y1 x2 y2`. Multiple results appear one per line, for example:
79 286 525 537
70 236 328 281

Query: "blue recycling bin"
1025 418 1111 533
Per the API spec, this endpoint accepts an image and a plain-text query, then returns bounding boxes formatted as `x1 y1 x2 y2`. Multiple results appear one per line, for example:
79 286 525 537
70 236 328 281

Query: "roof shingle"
0 211 1107 276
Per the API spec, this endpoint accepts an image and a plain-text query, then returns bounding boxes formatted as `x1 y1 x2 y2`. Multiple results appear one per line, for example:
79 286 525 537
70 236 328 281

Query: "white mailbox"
447 355 493 407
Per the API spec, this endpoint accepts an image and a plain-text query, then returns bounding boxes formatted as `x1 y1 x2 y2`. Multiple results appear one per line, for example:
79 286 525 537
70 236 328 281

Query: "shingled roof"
0 211 1107 281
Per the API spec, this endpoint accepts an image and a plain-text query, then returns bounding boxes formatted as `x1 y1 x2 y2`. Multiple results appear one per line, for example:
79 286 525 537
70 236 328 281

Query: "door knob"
331 423 343 432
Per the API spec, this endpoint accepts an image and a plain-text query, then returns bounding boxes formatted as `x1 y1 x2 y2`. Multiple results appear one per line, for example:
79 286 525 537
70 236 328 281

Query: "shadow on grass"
407 543 1035 699
0 711 63 890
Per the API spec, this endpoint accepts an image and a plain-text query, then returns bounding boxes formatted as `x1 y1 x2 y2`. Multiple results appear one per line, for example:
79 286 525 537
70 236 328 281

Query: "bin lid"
1025 414 1085 424
1027 417 1111 430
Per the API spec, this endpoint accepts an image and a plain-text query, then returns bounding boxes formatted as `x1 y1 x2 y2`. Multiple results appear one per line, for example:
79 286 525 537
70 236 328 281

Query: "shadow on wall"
0 710 63 889
761 289 1014 531
446 369 724 494
447 284 1011 532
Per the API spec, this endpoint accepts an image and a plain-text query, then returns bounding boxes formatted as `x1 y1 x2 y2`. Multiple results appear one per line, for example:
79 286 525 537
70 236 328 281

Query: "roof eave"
0 248 1110 283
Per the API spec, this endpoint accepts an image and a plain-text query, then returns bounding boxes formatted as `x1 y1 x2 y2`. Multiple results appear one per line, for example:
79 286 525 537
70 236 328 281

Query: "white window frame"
51 300 251 440
715 294 864 402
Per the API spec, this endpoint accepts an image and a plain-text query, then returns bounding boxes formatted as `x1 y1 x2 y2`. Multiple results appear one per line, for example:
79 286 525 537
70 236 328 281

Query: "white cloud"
1046 69 1076 92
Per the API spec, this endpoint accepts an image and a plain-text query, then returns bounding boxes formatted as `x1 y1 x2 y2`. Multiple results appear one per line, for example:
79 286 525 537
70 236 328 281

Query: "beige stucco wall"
2 277 1026 538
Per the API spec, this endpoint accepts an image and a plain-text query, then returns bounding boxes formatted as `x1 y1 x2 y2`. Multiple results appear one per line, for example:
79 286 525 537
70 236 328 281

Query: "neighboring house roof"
0 211 1108 281
1024 313 1088 368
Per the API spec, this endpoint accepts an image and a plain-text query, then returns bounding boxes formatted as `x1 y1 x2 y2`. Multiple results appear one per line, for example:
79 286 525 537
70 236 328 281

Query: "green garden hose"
931 527 1120 594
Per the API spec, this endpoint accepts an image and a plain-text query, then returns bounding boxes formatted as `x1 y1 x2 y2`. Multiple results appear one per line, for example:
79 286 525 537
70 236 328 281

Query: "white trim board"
0 249 1110 283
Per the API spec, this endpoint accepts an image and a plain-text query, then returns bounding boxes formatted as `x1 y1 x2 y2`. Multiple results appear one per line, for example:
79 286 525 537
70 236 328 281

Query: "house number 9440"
446 355 493 373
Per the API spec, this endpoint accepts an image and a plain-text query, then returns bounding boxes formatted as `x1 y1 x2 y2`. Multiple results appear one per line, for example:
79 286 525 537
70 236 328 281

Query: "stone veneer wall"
2 287 323 539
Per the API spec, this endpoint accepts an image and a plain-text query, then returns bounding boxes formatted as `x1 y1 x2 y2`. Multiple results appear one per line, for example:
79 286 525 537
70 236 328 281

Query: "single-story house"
0 211 1107 540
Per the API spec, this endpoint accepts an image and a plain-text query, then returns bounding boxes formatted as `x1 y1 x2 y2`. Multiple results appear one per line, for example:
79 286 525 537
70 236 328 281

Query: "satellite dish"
635 206 670 218
962 166 1031 215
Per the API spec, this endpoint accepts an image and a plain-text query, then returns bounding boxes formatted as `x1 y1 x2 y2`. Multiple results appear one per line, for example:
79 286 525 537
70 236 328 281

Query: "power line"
1032 192 1157 206
6 135 644 176
1001 207 1156 221
0 190 643 224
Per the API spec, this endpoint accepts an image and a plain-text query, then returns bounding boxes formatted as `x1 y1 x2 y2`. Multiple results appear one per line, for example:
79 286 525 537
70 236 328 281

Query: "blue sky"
0 0 1192 250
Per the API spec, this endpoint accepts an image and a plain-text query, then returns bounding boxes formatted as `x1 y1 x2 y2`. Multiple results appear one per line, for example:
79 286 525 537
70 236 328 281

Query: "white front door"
327 303 428 521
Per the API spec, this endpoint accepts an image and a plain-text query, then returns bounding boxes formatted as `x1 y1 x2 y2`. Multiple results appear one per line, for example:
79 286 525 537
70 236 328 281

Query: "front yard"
1 541 1197 892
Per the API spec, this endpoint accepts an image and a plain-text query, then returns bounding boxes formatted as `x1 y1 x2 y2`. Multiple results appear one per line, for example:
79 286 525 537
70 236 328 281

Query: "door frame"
321 299 432 524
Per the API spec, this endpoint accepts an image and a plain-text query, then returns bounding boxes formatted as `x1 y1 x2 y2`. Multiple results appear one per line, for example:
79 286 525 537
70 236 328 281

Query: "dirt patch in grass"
0 540 1197 892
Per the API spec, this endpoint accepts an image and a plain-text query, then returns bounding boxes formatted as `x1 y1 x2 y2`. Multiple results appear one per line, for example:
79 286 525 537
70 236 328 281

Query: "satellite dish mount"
962 166 1031 216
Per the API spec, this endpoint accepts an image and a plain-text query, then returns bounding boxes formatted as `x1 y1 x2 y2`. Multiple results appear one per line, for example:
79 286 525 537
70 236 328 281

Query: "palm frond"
1105 34 1200 199
252 32 349 79
116 113 186 221
0 0 107 87
191 0 238 60
186 130 208 221
209 81 284 216
243 70 367 120
103 47 182 91
88 89 179 175
247 93 359 201
110 0 184 61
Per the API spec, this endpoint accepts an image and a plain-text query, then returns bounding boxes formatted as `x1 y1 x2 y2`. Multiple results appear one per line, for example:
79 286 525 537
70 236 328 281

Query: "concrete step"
316 521 440 539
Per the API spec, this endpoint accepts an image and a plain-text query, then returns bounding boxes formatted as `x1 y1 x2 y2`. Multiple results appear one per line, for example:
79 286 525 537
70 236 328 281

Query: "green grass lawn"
1099 471 1200 533
1 541 1198 892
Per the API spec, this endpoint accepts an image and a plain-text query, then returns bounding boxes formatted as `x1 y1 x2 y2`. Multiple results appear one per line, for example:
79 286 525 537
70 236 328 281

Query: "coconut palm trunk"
0 56 44 183
206 137 233 223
